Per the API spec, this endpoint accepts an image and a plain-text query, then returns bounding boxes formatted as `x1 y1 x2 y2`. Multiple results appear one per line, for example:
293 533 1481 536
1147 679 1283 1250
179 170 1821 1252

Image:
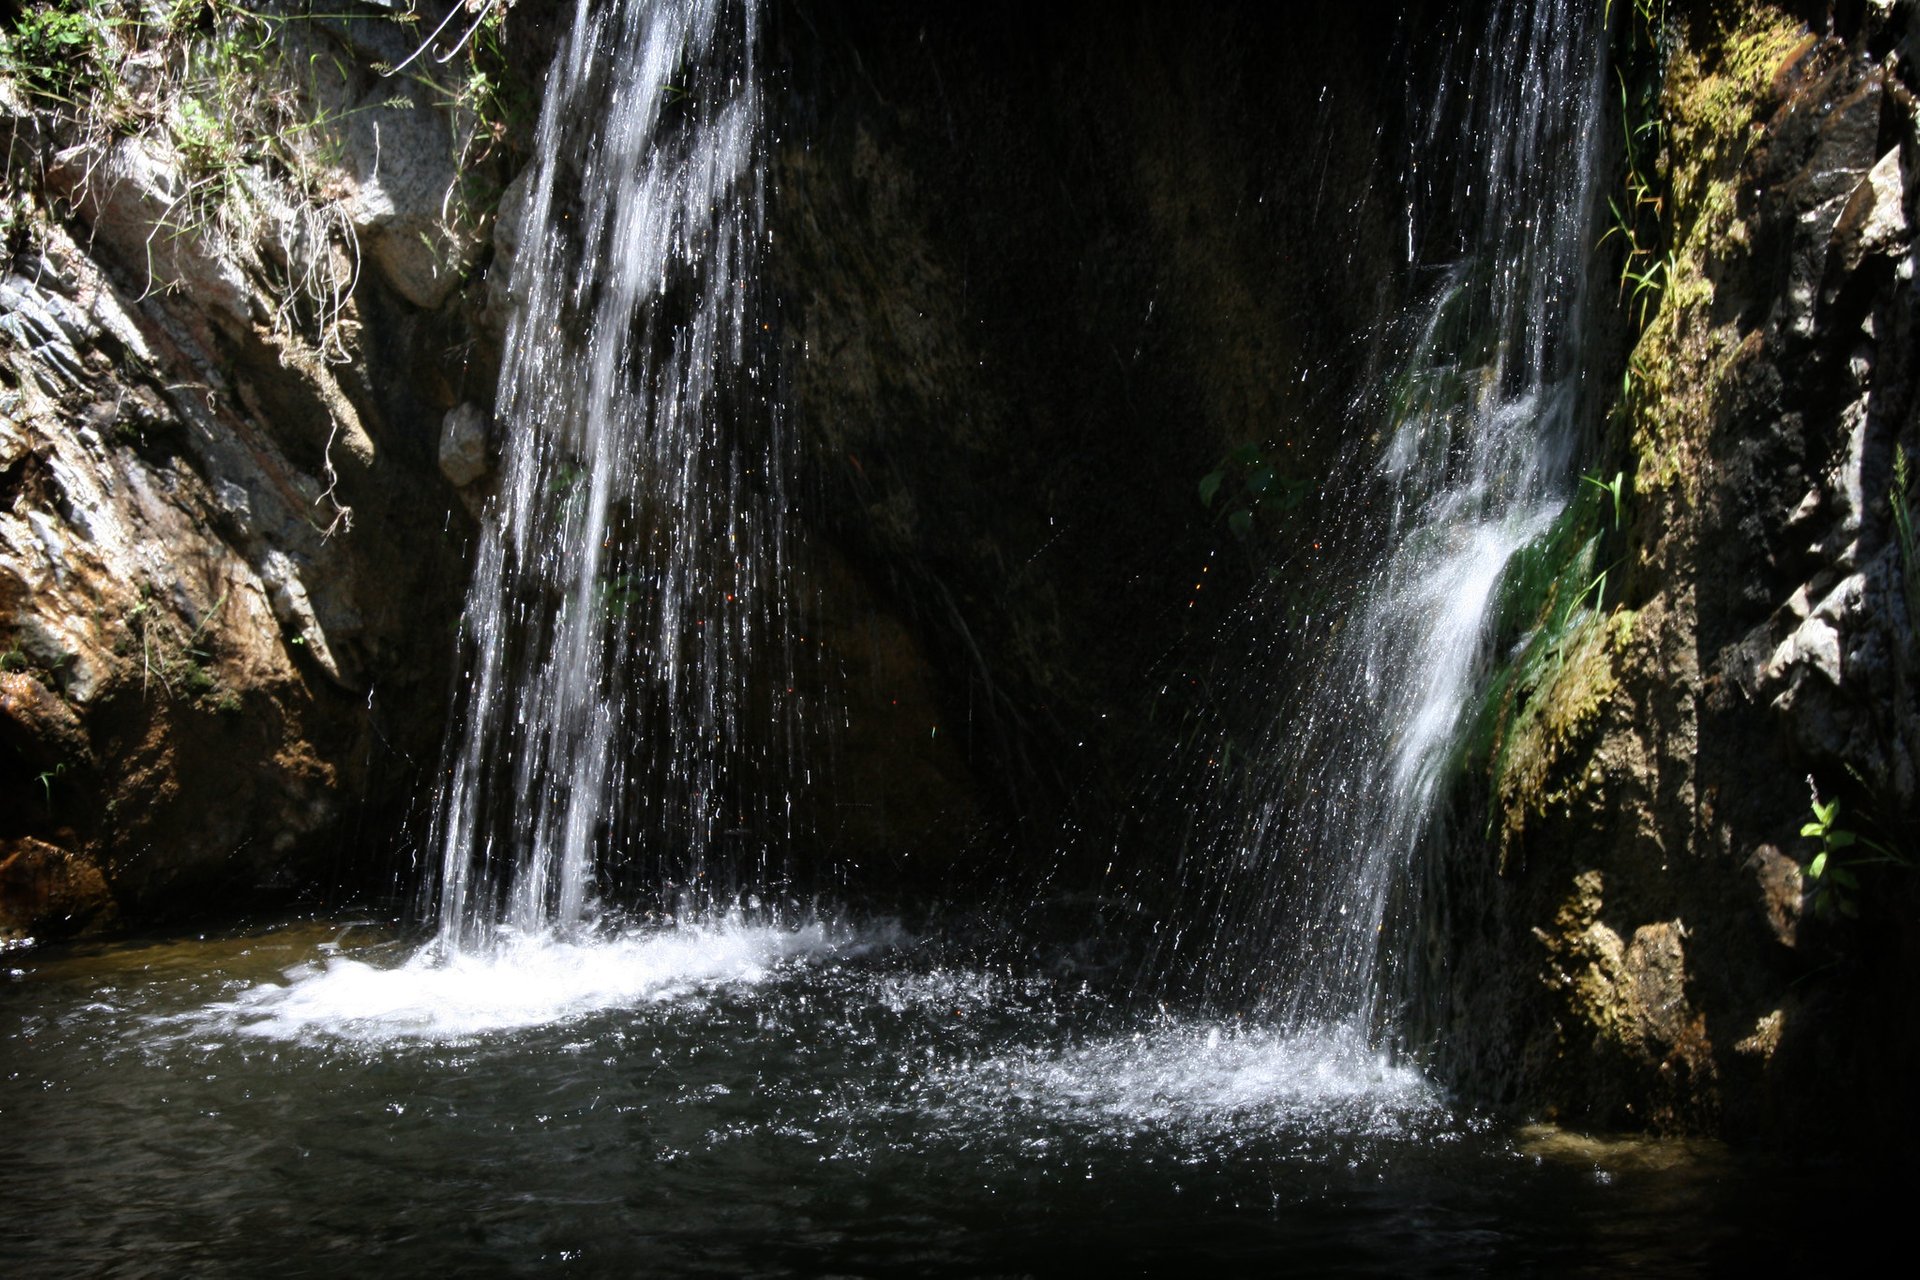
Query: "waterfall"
429 0 789 953
1179 0 1608 1037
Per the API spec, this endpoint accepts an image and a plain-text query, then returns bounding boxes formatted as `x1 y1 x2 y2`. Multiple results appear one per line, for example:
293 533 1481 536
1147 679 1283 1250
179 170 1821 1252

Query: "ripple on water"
173 922 1449 1152
5 921 1815 1276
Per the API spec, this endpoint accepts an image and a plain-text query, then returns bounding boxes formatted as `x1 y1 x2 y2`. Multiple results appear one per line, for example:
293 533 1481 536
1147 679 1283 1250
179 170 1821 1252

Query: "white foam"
208 919 862 1046
926 1019 1444 1137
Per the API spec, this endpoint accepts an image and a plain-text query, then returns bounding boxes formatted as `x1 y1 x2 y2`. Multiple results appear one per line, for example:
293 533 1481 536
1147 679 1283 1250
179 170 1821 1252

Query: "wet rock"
1441 6 1920 1144
0 837 115 941
438 402 491 487
0 670 89 766
1765 613 1843 691
0 273 88 388
483 166 537 331
773 2 1408 850
1825 147 1910 287
1733 1008 1786 1062
0 194 466 928
1533 871 1718 1129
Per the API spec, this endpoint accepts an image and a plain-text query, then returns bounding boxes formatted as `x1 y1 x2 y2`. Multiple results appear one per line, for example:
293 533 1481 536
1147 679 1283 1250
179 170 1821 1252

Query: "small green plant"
1198 443 1311 539
0 2 109 103
34 760 68 816
1802 780 1915 920
1801 789 1861 919
1599 0 1674 338
1620 247 1676 330
594 572 647 621
1581 470 1627 532
125 586 227 701
0 643 26 673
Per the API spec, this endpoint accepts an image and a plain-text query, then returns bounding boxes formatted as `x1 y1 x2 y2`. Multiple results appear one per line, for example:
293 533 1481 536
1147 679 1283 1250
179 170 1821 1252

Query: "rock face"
771 0 1414 868
1436 0 1920 1143
438 402 490 488
0 12 500 940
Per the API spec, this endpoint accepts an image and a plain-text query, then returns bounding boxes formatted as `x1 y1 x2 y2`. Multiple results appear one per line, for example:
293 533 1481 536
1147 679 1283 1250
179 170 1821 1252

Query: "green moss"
1457 470 1624 799
1481 2 1806 866
1493 616 1623 870
1626 5 1804 500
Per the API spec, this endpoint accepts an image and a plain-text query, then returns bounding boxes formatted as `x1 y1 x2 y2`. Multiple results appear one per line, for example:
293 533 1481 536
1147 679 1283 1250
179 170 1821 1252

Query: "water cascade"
7 3 1867 1267
430 0 793 952
1180 0 1608 1038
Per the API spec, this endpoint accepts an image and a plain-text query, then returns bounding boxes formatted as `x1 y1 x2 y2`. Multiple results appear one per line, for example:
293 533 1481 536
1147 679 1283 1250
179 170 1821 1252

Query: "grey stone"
439 401 491 487
345 84 481 310
1829 148 1909 279
48 137 256 334
1766 614 1843 691
483 165 537 330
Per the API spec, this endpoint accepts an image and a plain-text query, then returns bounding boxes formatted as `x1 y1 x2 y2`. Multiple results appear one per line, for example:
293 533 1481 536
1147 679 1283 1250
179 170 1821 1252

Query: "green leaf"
1809 851 1827 880
1829 865 1859 890
1800 821 1824 838
1828 830 1856 849
1227 509 1253 538
1247 466 1276 496
1229 443 1262 467
1198 470 1224 510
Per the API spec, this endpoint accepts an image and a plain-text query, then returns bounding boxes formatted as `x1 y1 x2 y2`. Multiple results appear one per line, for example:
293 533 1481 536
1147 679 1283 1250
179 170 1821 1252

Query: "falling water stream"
431 0 794 952
0 2 1853 1273
1172 0 1608 1041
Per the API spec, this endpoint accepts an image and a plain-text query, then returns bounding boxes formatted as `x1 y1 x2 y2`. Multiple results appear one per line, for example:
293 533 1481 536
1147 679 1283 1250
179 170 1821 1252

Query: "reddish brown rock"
0 669 89 764
0 837 115 940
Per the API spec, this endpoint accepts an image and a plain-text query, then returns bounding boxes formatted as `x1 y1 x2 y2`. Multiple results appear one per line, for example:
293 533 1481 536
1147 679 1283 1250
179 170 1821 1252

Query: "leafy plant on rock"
1802 779 1915 922
0 2 109 104
1801 788 1861 920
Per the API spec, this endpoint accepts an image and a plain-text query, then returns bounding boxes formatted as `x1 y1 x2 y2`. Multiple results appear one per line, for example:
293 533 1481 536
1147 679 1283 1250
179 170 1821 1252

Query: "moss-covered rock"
1441 0 1920 1145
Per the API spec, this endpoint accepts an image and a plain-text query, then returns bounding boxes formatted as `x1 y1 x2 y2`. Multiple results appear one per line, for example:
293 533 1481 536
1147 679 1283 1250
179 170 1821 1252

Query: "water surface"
1 918 1832 1276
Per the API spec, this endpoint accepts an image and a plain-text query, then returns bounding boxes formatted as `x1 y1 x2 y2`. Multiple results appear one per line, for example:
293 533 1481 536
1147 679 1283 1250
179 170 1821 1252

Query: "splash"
923 1020 1447 1139
209 917 863 1045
